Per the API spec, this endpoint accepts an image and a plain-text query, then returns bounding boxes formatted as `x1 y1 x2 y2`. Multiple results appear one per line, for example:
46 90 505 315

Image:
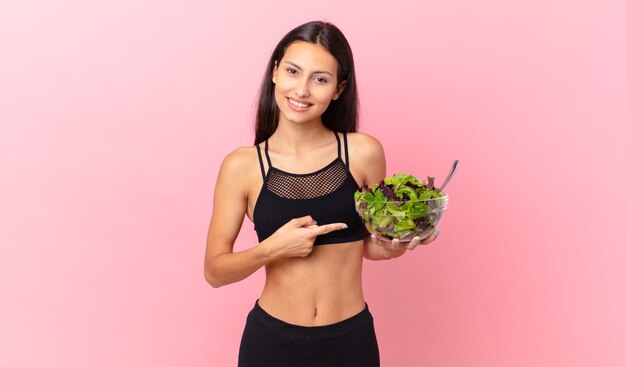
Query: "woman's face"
272 41 345 125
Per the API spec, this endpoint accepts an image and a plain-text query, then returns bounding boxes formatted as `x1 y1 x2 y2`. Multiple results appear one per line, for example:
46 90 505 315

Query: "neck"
270 119 334 155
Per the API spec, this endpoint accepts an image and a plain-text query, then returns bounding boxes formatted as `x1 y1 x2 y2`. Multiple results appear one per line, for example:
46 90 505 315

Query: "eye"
314 77 328 84
286 68 297 75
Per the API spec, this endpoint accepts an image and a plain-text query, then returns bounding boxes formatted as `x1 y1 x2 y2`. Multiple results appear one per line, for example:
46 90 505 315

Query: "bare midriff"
258 239 366 327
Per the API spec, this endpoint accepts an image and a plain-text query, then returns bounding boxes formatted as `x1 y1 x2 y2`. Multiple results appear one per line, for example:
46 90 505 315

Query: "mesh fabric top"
266 158 347 199
253 131 368 246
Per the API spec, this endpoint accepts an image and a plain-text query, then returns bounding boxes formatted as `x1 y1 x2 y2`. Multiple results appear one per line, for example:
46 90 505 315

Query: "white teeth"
288 98 310 108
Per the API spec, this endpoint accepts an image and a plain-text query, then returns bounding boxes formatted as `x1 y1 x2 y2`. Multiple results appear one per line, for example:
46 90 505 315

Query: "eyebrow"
284 61 334 77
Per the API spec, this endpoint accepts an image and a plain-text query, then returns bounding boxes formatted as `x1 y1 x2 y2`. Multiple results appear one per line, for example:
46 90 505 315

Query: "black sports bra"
253 131 368 245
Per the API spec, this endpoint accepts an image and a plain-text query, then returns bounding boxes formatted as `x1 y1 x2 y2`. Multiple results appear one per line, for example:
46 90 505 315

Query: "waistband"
250 299 372 338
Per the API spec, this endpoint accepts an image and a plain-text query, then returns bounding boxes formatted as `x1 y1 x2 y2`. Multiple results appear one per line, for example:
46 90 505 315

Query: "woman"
204 21 439 367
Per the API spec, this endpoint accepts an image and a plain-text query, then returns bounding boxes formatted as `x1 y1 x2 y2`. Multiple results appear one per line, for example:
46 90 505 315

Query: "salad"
354 173 446 240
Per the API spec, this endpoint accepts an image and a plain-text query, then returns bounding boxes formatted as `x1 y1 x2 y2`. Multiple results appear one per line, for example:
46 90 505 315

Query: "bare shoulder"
221 145 257 171
345 132 386 187
346 132 385 163
217 145 259 197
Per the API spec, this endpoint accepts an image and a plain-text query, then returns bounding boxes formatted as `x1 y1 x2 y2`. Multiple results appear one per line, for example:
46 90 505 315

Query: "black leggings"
238 299 380 367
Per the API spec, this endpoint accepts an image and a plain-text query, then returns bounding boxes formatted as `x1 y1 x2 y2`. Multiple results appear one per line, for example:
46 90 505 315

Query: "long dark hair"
254 21 359 145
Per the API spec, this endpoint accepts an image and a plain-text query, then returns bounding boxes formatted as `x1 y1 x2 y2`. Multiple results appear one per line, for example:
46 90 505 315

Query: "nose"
294 77 310 98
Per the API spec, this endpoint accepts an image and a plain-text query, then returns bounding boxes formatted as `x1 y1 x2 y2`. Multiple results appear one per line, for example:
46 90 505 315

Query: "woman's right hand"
262 215 347 259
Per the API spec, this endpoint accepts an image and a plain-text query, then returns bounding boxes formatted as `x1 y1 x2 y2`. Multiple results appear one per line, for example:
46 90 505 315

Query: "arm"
203 148 274 288
363 234 407 261
203 148 345 287
349 133 397 261
353 134 439 259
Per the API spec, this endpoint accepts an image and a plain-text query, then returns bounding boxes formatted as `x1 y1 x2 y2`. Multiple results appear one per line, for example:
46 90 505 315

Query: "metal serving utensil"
439 160 460 192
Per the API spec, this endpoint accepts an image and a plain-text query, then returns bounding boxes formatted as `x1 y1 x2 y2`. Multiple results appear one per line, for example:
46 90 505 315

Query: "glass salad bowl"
355 194 449 242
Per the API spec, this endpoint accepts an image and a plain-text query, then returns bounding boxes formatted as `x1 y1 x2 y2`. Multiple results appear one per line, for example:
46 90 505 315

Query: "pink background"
1 1 625 366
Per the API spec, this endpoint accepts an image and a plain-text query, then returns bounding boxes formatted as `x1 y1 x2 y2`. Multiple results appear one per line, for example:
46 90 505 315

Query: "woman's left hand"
372 229 440 259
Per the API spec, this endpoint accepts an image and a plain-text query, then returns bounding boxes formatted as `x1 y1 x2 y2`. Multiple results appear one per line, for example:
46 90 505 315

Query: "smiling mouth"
287 98 312 108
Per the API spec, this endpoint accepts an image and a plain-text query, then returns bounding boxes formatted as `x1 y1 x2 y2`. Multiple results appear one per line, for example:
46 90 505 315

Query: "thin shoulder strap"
333 131 341 158
343 132 350 168
255 144 266 183
264 139 273 168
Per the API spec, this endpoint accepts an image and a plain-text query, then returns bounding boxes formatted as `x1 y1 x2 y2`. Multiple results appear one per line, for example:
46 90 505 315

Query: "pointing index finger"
315 223 348 235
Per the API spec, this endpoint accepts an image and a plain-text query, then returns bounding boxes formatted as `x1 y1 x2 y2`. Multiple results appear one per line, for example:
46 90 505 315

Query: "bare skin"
249 135 371 325
204 41 439 326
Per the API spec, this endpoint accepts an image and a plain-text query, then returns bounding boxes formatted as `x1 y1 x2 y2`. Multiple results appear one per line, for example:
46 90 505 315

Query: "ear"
272 60 278 84
332 80 347 100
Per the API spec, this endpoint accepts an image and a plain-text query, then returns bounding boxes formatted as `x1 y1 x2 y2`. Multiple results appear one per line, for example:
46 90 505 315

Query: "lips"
287 97 312 108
